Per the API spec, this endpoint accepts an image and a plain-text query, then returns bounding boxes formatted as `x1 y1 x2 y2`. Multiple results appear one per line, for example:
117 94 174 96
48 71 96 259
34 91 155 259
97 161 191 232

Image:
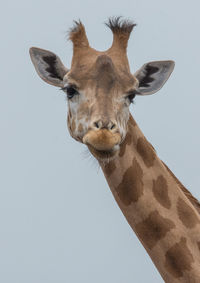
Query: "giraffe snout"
83 128 121 151
91 119 117 131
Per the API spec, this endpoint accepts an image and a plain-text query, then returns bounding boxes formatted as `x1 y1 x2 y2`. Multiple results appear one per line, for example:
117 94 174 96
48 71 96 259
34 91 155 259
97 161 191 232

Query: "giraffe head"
30 17 174 160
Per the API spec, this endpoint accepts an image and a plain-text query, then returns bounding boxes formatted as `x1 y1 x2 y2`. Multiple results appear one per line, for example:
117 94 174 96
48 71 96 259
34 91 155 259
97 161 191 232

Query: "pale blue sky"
1 1 200 282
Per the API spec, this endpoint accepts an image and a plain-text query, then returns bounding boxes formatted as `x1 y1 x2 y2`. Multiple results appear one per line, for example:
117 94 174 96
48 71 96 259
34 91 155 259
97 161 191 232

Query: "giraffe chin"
87 144 119 160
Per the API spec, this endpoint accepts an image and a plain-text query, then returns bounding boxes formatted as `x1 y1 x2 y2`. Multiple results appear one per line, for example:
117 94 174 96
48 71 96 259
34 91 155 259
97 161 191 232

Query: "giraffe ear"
134 61 175 95
29 47 68 87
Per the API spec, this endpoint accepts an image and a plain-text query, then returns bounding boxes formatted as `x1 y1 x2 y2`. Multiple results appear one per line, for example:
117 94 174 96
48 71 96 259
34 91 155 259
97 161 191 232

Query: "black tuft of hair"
68 19 83 34
105 16 136 34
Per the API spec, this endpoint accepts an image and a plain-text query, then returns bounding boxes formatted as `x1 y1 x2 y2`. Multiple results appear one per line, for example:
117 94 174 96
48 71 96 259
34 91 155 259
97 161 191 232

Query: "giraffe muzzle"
83 129 121 151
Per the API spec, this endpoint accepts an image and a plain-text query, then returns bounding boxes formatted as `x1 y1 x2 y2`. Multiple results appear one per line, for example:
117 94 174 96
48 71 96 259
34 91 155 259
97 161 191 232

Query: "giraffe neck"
99 115 200 283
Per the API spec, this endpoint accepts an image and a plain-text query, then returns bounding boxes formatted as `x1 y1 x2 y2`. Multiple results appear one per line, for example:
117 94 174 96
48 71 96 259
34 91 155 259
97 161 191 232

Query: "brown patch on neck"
137 137 156 168
177 197 200 229
119 115 137 158
163 162 200 215
197 241 200 252
135 210 175 250
165 237 194 278
152 175 171 209
115 157 144 206
104 160 117 178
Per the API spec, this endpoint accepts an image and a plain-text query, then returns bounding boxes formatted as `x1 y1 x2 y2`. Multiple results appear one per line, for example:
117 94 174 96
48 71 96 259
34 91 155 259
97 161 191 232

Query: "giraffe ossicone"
30 17 200 283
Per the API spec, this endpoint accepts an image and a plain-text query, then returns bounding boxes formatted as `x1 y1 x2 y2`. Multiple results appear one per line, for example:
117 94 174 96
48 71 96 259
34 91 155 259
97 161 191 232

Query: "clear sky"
1 0 200 282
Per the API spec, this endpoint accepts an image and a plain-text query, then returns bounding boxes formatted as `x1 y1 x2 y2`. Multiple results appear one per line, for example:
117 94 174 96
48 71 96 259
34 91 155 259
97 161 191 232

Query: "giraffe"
29 18 200 282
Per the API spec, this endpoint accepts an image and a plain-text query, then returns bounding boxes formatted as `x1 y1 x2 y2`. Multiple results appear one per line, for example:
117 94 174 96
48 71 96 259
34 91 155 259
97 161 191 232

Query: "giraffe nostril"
92 120 117 130
94 121 100 129
110 124 116 130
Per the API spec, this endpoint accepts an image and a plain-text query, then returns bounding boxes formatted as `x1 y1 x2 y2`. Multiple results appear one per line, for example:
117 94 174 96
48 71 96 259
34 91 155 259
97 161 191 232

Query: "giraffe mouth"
83 129 121 160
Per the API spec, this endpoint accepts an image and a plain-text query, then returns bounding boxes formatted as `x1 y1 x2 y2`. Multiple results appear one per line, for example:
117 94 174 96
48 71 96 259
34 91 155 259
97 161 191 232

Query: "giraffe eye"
127 91 136 103
61 85 79 99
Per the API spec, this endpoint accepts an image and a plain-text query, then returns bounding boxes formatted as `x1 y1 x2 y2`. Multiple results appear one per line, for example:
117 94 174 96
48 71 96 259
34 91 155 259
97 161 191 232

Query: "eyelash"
61 85 79 99
126 91 136 103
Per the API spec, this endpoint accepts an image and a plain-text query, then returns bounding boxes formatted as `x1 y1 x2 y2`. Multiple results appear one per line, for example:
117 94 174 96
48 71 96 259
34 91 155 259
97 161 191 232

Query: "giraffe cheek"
76 123 86 141
78 123 83 133
71 119 76 133
67 115 73 135
67 117 80 141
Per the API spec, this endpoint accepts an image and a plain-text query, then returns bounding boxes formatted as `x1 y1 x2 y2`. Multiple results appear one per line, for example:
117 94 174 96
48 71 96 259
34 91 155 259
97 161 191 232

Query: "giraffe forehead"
66 54 136 91
94 56 118 91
